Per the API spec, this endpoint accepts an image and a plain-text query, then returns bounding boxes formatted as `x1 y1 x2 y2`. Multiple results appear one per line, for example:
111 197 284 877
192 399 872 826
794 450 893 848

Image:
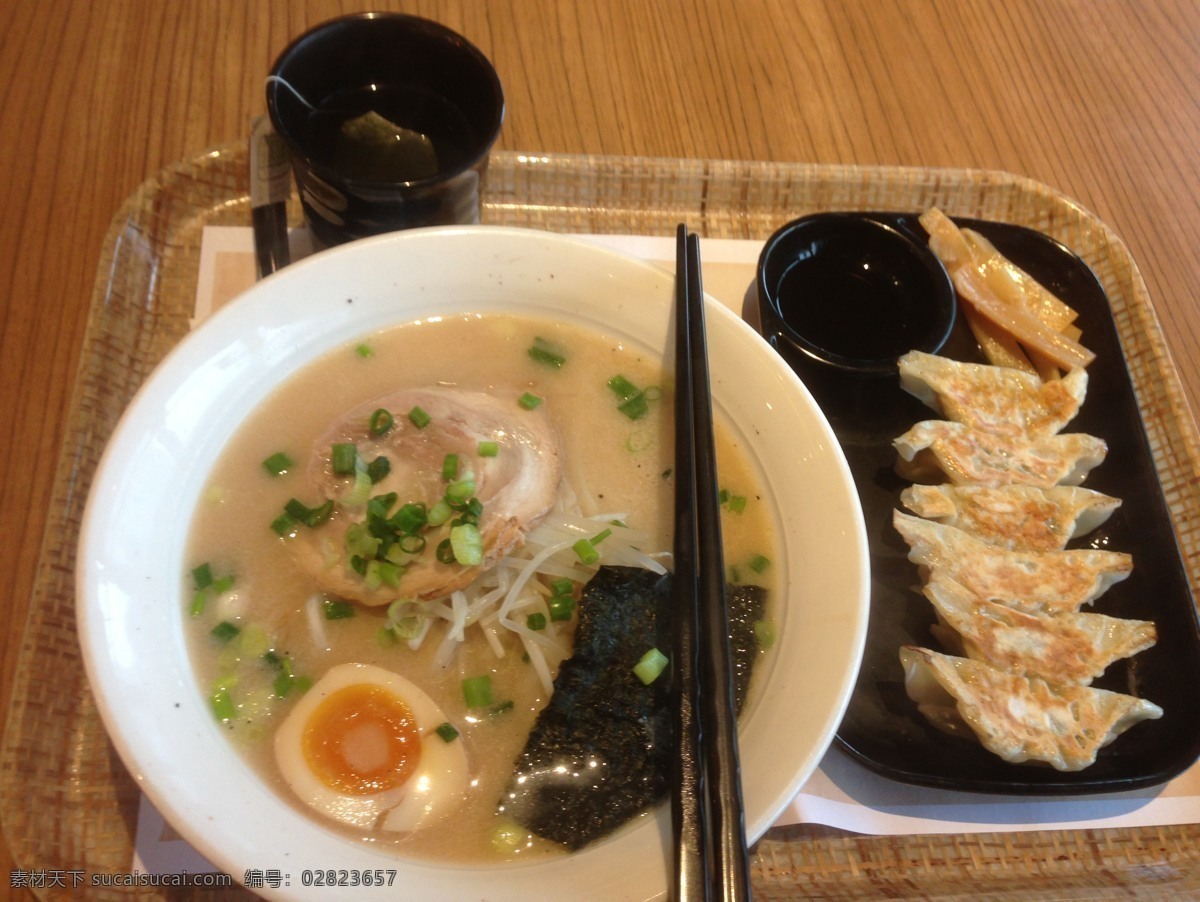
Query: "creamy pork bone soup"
185 312 779 863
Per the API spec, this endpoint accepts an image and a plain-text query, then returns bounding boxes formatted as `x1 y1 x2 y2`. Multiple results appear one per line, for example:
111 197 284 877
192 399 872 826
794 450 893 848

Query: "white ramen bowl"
78 226 869 900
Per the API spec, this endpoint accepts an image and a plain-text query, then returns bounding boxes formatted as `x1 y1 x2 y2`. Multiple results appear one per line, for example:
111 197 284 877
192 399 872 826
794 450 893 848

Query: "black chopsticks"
671 224 752 901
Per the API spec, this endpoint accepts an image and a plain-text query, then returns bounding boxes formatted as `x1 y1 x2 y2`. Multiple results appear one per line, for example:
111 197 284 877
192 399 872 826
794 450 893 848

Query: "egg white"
274 661 469 832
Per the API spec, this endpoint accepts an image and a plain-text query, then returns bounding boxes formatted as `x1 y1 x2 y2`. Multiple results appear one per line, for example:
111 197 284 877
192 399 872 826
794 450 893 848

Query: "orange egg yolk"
302 684 421 795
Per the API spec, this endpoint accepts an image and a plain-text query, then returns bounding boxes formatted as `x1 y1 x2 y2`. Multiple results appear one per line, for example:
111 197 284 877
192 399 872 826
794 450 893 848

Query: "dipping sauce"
774 256 936 361
757 213 956 373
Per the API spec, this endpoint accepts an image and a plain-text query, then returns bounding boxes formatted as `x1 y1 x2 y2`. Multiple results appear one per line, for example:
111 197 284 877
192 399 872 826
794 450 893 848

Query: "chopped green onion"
754 620 777 650
265 652 310 697
343 463 373 507
445 477 476 505
368 408 394 436
617 393 650 420
608 375 651 419
435 722 460 743
189 589 208 617
282 497 308 520
462 674 493 709
527 336 567 368
344 521 382 559
633 647 669 685
396 533 425 555
192 563 214 590
190 566 234 614
376 626 399 647
270 513 297 536
591 527 613 545
408 405 431 428
607 374 640 401
449 523 484 566
390 502 427 535
331 443 358 475
284 498 334 528
748 553 771 574
550 577 574 596
436 538 456 565
389 614 424 640
323 599 355 620
210 686 237 722
491 820 524 854
488 700 515 717
355 343 373 358
477 440 499 457
365 559 402 590
548 595 576 622
719 489 748 513
442 453 460 481
262 452 294 476
367 455 391 484
265 652 311 698
367 492 398 521
273 672 298 697
518 392 543 410
237 625 270 658
210 621 240 643
573 537 600 565
526 612 547 631
426 497 453 527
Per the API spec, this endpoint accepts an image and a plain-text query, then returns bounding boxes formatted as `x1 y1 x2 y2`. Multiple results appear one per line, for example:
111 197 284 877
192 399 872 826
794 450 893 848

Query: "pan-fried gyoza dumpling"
922 574 1157 685
893 420 1107 487
899 483 1120 552
898 350 1088 436
899 646 1163 771
893 512 1133 613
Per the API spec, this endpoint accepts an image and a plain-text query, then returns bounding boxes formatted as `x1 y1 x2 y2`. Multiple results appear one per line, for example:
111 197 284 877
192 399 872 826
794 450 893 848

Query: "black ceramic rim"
756 212 957 375
265 12 505 188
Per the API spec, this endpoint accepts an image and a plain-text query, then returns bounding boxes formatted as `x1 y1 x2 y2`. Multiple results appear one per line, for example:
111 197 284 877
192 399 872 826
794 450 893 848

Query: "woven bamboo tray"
4 147 1200 900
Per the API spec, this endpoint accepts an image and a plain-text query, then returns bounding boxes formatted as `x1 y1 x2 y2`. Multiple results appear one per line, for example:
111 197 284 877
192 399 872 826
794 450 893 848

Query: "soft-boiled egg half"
274 662 469 832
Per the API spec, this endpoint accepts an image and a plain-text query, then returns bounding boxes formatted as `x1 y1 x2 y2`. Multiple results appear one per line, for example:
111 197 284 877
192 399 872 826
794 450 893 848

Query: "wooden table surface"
3 0 1198 890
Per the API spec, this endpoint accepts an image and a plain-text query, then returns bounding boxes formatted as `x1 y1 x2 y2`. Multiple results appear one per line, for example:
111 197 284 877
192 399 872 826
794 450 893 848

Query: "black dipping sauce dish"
756 212 955 437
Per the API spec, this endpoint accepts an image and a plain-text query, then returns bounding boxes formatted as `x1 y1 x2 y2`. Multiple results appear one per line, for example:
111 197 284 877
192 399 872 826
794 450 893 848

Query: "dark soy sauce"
304 84 480 183
776 258 935 361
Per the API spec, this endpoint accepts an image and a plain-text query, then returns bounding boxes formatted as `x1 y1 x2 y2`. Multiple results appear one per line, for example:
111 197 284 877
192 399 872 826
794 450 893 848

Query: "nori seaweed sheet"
497 565 767 850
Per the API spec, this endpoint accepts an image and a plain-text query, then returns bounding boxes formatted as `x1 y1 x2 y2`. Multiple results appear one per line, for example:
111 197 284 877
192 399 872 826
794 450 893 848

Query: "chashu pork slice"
894 419 1107 487
898 350 1088 437
900 482 1120 553
922 574 1156 686
899 645 1162 772
893 511 1132 613
292 387 562 605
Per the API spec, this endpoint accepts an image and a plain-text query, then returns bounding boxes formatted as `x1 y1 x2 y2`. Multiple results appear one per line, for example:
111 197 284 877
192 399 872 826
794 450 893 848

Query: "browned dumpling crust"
894 420 1107 487
900 483 1120 552
893 512 1132 614
922 573 1156 686
891 349 1159 770
899 646 1162 772
899 349 1087 437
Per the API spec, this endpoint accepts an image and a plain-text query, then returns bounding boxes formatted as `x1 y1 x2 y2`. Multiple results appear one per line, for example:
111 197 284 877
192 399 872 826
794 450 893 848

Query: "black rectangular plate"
778 213 1200 794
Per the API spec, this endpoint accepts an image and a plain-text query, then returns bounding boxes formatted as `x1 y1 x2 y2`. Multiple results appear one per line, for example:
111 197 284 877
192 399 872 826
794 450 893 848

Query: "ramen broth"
185 313 779 863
